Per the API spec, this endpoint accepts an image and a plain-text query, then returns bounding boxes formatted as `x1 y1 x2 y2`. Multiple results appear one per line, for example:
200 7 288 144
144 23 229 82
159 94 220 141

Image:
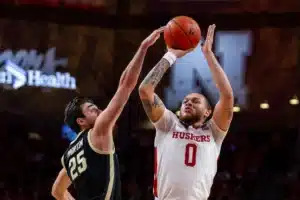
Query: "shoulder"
166 109 179 120
154 109 179 126
154 112 184 146
69 130 87 145
87 129 115 155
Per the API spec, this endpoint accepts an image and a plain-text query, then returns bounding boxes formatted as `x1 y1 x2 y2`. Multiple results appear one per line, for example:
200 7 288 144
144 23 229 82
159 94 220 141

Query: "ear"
76 118 85 126
204 109 212 118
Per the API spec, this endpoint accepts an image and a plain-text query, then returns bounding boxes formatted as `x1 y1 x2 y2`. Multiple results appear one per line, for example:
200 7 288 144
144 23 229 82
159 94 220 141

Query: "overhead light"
260 102 269 109
289 96 299 105
233 106 240 112
28 132 42 140
140 121 154 130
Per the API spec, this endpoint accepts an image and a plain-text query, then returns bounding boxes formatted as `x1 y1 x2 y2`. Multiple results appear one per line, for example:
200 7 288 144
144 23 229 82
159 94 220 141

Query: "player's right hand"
167 47 193 58
202 24 216 55
141 26 165 49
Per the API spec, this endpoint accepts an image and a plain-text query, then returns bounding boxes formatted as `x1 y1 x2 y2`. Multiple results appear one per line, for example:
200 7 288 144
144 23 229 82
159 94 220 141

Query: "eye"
89 105 98 111
193 99 201 104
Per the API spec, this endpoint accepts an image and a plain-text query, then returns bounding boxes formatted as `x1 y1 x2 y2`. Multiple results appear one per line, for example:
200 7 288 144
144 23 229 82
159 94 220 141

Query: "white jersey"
153 109 227 200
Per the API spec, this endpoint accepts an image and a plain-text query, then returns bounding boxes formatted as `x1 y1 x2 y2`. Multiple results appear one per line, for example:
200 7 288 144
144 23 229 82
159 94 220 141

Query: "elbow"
220 91 234 102
51 184 63 200
226 88 234 99
138 84 146 94
224 89 233 98
138 84 153 98
218 85 233 99
51 184 56 197
218 86 233 101
51 191 63 200
51 189 59 199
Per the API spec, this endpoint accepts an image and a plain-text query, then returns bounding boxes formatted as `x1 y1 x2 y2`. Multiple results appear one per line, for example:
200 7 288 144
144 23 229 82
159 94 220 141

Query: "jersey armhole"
61 155 66 169
210 119 228 135
87 129 115 155
209 119 228 146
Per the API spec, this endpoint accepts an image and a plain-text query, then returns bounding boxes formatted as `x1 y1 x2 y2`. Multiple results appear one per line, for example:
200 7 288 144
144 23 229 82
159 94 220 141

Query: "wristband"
163 52 177 66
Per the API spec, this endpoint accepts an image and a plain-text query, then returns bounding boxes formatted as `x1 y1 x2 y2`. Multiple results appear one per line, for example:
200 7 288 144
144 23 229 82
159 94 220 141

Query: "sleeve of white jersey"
208 119 228 146
152 109 176 133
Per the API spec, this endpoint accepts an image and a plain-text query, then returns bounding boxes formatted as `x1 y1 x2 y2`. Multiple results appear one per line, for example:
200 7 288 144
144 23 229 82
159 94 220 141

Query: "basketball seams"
171 19 193 48
167 22 180 49
164 16 201 50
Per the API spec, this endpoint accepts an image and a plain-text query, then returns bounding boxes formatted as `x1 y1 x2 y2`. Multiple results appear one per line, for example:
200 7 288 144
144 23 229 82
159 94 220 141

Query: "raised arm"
92 28 164 138
202 24 234 132
138 58 170 122
139 48 191 124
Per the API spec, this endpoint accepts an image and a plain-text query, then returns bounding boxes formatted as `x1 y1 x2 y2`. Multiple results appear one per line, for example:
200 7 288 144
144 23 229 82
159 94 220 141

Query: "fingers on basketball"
157 26 166 33
152 27 164 38
152 27 164 37
187 48 194 53
148 33 158 42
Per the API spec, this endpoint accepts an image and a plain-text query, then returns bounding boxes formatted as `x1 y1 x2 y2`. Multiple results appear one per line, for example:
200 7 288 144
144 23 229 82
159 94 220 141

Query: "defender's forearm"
119 45 148 89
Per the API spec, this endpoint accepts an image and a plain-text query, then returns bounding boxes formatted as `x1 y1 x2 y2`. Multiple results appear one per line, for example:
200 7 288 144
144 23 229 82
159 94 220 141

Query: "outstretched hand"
202 24 216 54
141 26 165 49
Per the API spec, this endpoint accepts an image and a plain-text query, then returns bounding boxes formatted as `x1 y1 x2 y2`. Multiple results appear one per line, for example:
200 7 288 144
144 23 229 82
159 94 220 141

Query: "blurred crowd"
0 113 299 200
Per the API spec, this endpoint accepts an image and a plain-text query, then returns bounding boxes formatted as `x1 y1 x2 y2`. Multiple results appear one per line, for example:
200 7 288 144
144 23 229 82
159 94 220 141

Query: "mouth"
184 107 193 113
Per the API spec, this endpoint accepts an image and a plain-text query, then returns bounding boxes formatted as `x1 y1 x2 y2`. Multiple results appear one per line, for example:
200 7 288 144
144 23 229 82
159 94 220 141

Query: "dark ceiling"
0 0 299 130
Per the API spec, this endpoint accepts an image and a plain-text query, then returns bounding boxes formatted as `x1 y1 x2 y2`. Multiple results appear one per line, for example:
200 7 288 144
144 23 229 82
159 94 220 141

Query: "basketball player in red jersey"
139 24 234 200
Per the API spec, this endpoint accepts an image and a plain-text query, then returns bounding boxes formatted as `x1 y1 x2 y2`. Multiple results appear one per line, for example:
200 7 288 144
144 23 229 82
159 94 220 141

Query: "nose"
185 100 192 107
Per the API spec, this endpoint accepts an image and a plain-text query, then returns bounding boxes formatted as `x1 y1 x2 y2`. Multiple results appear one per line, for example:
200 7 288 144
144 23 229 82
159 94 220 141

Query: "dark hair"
64 97 93 133
204 97 212 111
203 96 213 122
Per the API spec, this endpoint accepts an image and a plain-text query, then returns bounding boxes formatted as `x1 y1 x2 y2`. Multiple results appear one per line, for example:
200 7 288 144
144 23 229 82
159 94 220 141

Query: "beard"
179 113 201 125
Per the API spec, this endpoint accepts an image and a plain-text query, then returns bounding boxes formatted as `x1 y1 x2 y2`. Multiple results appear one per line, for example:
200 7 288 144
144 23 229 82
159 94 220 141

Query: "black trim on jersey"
61 129 121 200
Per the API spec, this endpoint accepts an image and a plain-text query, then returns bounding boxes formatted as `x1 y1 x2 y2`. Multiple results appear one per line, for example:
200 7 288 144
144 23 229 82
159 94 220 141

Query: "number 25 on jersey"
69 150 87 181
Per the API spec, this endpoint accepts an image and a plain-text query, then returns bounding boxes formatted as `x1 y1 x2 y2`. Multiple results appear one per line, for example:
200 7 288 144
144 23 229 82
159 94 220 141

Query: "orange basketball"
164 16 201 50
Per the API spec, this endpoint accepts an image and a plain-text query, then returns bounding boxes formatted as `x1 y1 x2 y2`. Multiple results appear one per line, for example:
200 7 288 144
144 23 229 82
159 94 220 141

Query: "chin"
89 121 96 129
179 114 193 122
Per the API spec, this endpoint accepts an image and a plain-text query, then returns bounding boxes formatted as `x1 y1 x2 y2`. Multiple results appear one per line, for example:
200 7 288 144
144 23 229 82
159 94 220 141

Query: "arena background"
0 0 300 199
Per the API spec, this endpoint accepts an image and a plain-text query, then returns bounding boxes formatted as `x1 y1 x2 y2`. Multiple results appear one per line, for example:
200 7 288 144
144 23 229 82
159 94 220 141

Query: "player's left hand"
141 26 165 49
202 24 216 54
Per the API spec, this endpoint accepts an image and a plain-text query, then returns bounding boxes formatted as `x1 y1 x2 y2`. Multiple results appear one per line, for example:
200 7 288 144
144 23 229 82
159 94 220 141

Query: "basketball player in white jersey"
139 24 234 200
